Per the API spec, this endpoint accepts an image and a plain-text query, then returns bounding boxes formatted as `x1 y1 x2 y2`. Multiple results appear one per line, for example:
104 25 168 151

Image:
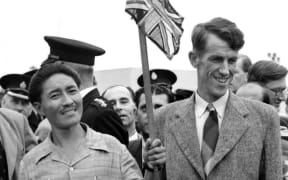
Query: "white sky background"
0 0 287 77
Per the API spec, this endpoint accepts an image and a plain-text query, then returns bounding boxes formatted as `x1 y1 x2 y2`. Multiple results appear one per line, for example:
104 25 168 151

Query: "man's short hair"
247 60 288 84
102 85 135 103
29 64 81 104
191 17 245 56
238 54 252 73
134 84 174 107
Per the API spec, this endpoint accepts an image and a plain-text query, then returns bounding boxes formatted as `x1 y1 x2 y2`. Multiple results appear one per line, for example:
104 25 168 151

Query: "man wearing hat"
0 74 32 117
135 69 176 141
137 69 177 91
41 36 129 145
1 72 42 132
0 73 38 151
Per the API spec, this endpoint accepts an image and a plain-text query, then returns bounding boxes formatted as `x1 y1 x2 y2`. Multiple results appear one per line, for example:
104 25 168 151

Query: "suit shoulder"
155 97 191 115
239 97 276 114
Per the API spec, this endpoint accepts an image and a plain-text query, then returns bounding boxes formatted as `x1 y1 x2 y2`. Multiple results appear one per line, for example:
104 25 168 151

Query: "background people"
103 85 144 169
230 54 252 93
247 60 288 110
135 84 174 141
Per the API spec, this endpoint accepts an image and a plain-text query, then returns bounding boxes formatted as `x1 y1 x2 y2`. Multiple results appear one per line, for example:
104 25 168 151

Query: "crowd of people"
0 17 288 180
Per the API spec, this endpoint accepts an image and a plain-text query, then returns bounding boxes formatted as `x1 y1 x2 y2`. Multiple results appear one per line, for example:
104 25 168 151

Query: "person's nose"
114 101 122 113
62 93 74 105
219 61 230 76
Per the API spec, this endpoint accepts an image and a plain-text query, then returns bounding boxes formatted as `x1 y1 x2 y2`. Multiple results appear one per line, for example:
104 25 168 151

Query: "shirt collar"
195 90 229 119
80 86 97 98
34 123 109 165
129 131 142 141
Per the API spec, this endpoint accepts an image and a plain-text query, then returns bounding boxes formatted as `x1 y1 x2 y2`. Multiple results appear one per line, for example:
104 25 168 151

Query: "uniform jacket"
0 108 37 180
152 92 282 180
81 87 129 146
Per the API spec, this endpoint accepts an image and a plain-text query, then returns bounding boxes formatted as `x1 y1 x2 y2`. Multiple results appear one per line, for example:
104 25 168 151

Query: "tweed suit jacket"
0 108 37 180
152 92 282 180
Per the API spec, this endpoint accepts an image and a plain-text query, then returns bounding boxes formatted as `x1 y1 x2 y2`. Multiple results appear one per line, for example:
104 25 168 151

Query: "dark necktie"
0 141 8 180
201 103 219 172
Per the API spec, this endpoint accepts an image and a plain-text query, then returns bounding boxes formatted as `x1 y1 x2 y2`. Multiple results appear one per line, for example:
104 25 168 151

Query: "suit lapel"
169 95 205 179
206 93 249 174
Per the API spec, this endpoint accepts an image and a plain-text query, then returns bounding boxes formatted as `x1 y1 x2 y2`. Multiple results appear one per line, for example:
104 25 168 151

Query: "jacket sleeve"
120 143 144 180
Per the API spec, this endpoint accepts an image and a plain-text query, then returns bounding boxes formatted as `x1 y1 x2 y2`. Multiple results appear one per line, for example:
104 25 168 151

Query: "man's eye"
140 106 147 113
120 99 129 104
228 58 237 64
210 56 223 62
154 104 163 109
68 88 78 94
50 94 60 99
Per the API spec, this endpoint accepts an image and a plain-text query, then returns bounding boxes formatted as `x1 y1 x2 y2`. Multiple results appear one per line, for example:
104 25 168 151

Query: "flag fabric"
125 0 184 59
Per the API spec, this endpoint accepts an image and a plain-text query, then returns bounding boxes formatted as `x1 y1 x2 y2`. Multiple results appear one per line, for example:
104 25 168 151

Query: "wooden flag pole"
138 26 163 180
138 27 156 140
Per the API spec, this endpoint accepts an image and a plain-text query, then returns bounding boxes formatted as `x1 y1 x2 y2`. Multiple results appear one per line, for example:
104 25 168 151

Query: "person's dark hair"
102 85 135 103
29 64 81 104
262 88 271 105
247 60 288 84
192 17 245 56
134 84 174 107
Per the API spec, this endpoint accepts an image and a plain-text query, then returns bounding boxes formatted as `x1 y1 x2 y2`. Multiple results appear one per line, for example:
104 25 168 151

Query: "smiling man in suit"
151 17 282 179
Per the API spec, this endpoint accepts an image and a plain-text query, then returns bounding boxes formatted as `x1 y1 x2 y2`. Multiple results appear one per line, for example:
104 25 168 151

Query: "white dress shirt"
194 90 229 150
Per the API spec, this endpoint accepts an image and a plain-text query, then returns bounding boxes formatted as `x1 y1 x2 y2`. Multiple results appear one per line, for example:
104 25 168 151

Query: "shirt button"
69 167 74 171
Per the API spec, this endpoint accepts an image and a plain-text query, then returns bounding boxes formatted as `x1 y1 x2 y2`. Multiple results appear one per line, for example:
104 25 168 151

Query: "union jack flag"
125 0 184 59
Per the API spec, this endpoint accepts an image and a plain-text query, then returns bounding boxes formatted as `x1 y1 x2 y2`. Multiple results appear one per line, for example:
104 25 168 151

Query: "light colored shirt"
195 90 229 149
129 131 142 142
19 124 143 180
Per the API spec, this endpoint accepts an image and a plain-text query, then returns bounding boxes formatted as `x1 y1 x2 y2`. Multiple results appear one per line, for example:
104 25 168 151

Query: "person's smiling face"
36 73 83 130
190 33 238 102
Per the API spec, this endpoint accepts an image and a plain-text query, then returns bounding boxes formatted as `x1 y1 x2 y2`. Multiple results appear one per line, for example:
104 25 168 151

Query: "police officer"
0 73 38 152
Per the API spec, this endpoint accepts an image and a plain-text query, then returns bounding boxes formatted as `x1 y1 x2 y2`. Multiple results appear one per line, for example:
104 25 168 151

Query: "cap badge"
94 98 107 107
19 81 27 89
151 72 157 80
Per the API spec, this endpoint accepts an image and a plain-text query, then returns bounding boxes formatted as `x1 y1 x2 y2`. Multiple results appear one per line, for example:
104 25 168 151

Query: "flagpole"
138 27 156 140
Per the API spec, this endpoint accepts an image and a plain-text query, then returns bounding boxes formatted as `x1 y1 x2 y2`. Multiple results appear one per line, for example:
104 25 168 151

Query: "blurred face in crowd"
137 93 169 134
103 86 136 129
230 57 247 92
236 83 264 102
190 33 238 102
35 73 83 130
264 77 287 109
1 94 33 117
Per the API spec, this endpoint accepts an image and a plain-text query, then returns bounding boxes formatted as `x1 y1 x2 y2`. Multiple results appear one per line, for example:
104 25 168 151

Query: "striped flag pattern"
125 0 184 59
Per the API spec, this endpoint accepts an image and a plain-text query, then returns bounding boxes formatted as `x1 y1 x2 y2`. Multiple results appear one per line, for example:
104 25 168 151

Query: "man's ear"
33 102 45 117
188 51 199 68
